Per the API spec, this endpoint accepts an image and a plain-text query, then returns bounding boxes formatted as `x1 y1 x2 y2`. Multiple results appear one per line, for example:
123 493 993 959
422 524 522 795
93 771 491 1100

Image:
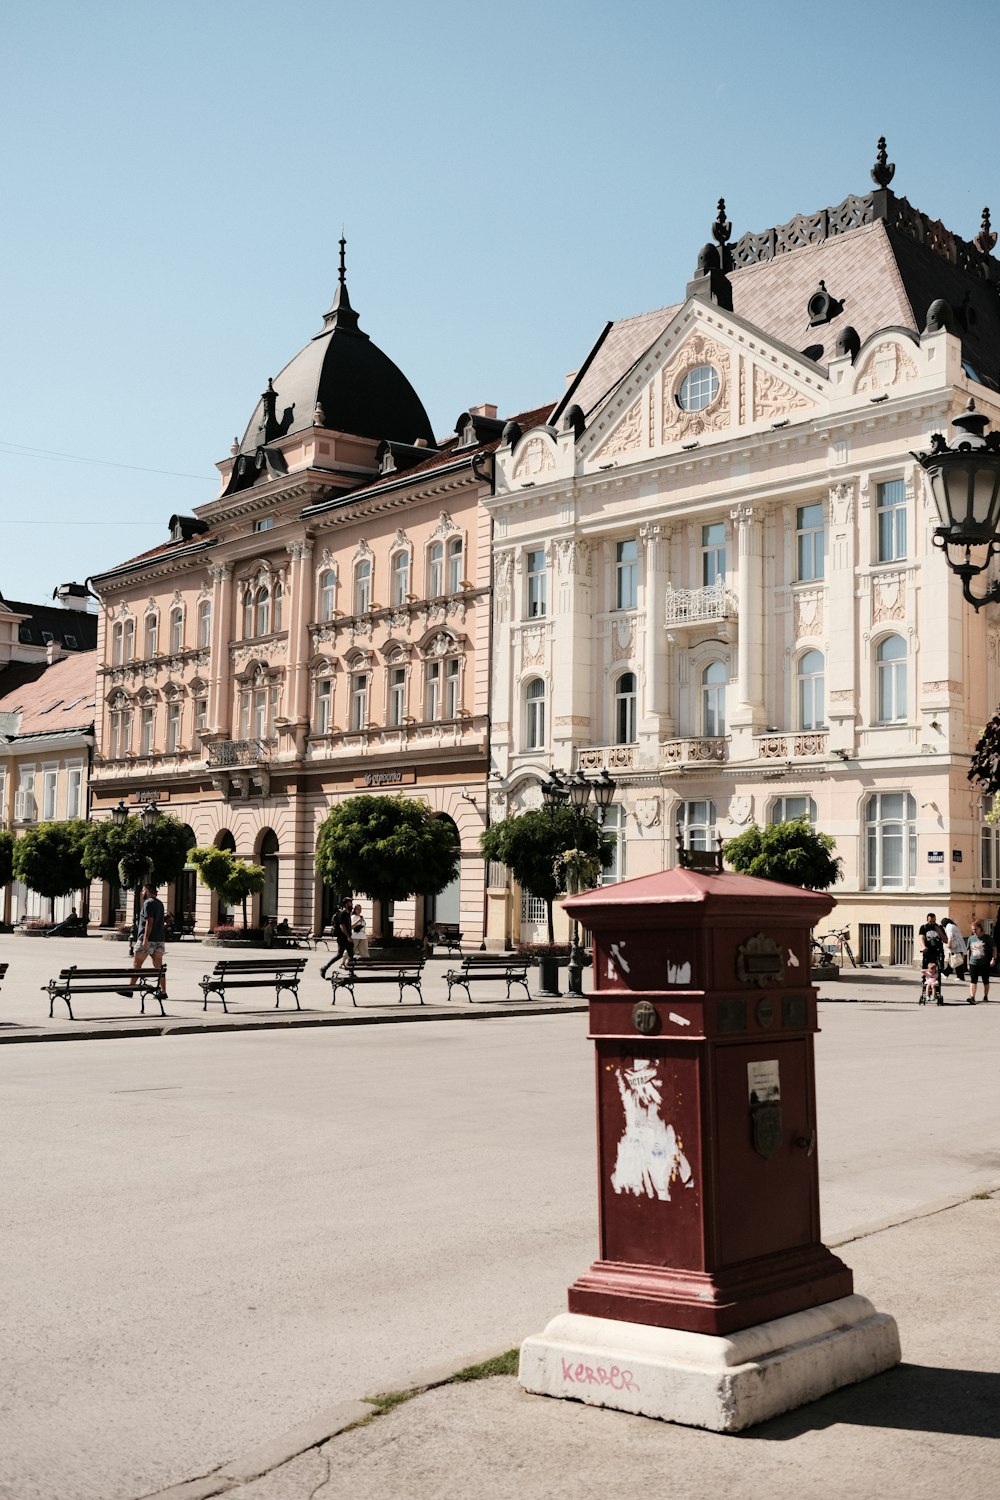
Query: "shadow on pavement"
745 1363 1000 1442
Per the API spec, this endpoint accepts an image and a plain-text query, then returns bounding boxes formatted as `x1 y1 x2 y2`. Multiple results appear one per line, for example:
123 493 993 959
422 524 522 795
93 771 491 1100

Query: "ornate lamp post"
912 399 1000 610
543 769 617 997
111 799 128 829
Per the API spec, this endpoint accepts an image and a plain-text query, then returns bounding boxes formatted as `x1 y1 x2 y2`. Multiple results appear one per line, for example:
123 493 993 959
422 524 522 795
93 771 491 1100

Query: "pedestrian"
941 916 967 981
920 961 942 1005
128 884 167 999
320 898 355 978
918 912 946 991
966 920 994 1004
351 904 369 957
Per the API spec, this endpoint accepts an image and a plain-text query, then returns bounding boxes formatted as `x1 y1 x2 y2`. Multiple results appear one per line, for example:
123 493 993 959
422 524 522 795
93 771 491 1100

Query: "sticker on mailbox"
747 1059 780 1106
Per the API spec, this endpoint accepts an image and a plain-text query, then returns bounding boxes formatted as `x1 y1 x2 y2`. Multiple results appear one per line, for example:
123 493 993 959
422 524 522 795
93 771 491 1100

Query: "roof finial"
317 226 363 337
974 206 997 255
712 197 732 247
339 226 347 286
871 135 895 188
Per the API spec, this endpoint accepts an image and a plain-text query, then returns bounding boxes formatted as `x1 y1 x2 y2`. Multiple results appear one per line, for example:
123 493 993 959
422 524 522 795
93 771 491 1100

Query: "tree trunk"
546 898 554 945
242 895 249 930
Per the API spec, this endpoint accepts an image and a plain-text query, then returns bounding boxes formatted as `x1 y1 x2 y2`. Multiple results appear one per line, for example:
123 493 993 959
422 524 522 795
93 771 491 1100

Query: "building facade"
486 160 1000 960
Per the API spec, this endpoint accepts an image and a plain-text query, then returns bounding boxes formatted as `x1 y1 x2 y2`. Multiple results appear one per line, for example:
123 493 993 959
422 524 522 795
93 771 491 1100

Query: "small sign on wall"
927 850 945 865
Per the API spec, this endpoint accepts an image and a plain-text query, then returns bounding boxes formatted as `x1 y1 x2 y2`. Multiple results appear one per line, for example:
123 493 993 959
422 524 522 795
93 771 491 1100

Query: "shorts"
969 960 990 982
135 942 166 957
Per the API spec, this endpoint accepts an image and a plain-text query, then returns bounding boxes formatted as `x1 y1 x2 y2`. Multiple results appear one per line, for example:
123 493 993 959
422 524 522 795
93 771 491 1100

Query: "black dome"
236 255 435 456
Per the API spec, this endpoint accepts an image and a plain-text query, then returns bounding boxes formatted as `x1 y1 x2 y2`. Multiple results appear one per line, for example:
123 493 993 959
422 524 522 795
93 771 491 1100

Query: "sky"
4 0 1000 605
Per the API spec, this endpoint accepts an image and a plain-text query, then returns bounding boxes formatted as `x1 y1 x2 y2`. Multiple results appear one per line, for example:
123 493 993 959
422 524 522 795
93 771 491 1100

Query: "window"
388 667 406 726
123 619 134 661
354 559 371 615
169 608 184 654
525 678 546 749
111 621 123 665
251 688 268 739
42 768 58 821
770 796 817 825
428 543 444 598
616 539 638 610
677 364 719 412
144 614 158 658
141 706 155 755
797 650 825 730
614 672 637 744
865 791 917 889
109 697 132 758
876 478 906 562
16 771 35 823
982 795 1000 889
255 587 270 637
316 678 332 735
392 551 410 606
447 536 464 593
702 661 726 736
526 549 547 618
702 523 726 587
319 570 337 621
197 599 212 648
64 633 78 649
445 657 460 719
243 590 255 638
350 673 369 731
194 698 208 733
66 765 82 819
166 702 181 753
272 582 283 633
426 660 441 720
676 799 717 852
876 635 907 723
253 517 274 532
796 502 825 581
602 804 627 885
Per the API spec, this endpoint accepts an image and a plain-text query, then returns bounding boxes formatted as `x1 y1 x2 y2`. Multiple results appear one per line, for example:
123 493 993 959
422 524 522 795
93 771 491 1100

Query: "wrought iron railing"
664 579 737 626
207 737 275 767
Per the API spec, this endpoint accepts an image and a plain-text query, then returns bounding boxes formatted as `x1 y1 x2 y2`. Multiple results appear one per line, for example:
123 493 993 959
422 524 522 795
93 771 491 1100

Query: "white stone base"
518 1295 900 1433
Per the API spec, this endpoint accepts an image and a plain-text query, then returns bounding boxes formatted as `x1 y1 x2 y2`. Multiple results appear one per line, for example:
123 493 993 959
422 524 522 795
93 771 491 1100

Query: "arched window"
865 791 916 889
350 670 369 731
354 559 371 615
255 587 270 638
797 650 825 730
109 693 132 758
272 582 283 634
676 799 717 852
315 676 333 735
197 599 212 648
111 621 124 665
445 657 460 718
169 608 184 654
243 589 255 638
260 829 279 922
447 536 464 593
525 678 546 750
428 542 444 598
876 635 907 723
702 661 726 736
391 551 410 606
123 618 134 662
144 613 158 658
318 571 337 623
614 672 637 744
388 664 407 726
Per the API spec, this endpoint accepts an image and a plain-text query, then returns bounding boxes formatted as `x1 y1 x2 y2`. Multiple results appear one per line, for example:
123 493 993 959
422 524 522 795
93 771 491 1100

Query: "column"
207 562 233 737
640 521 672 738
826 481 858 754
284 538 314 733
729 505 765 749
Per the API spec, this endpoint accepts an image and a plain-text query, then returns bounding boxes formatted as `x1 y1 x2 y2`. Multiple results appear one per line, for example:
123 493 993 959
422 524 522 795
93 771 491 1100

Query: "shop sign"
354 769 416 788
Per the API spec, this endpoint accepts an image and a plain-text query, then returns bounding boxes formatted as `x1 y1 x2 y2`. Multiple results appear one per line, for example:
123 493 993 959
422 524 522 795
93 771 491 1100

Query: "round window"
677 365 720 412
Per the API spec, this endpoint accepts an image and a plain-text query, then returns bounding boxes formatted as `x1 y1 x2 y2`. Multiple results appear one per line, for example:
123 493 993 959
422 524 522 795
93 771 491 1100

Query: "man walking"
918 913 946 1003
130 884 167 998
320 898 355 978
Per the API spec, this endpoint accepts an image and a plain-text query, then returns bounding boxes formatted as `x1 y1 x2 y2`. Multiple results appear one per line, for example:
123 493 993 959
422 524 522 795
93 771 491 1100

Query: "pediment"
851 330 920 397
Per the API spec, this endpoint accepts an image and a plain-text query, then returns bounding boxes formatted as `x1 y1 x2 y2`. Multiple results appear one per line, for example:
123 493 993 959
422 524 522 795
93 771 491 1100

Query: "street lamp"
912 399 1000 610
140 800 160 831
111 799 128 828
558 770 618 996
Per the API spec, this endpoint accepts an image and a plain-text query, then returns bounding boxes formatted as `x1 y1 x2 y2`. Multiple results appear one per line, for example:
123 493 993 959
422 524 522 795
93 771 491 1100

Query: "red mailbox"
561 865 850 1337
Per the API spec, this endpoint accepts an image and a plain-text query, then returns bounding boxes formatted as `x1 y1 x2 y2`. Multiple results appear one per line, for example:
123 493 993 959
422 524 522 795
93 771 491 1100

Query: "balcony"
577 744 638 772
207 737 276 767
664 579 737 628
660 737 729 768
753 732 829 760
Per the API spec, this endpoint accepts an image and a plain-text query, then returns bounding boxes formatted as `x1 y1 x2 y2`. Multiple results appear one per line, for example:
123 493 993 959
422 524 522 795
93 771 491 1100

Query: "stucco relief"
512 436 556 481
830 482 854 525
522 628 546 668
856 341 918 392
595 399 643 459
611 618 635 661
431 511 460 538
634 796 660 829
793 591 824 637
922 680 962 694
828 688 856 704
752 367 815 422
661 332 730 442
553 715 591 727
729 795 753 826
872 574 906 623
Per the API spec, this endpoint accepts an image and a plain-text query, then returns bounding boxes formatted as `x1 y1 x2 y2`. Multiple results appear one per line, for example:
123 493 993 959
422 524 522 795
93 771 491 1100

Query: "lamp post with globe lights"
542 768 617 996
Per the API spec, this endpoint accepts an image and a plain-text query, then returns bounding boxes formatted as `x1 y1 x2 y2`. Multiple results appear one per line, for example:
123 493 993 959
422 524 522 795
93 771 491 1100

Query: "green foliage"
12 820 90 901
0 829 14 888
481 806 615 943
723 818 842 891
314 795 461 907
82 813 192 890
189 846 265 929
81 819 130 884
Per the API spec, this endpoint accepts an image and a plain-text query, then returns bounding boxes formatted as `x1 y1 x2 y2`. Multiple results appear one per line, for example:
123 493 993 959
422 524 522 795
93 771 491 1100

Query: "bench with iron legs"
444 954 532 1003
427 922 464 956
44 966 167 1020
0 962 8 990
263 926 314 950
325 956 425 1006
199 958 308 1013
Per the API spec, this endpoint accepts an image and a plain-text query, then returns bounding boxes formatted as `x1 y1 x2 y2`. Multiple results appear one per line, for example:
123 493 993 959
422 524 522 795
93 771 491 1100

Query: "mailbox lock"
795 1130 817 1156
632 1000 660 1035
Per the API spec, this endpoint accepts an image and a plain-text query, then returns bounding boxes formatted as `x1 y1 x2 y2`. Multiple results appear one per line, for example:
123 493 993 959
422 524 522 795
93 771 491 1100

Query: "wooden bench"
44 966 167 1020
328 957 425 1007
262 925 314 950
199 958 308 1013
444 954 531 1003
427 922 464 956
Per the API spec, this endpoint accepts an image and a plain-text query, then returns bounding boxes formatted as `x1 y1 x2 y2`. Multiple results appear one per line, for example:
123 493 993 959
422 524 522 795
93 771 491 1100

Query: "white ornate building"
486 154 1000 960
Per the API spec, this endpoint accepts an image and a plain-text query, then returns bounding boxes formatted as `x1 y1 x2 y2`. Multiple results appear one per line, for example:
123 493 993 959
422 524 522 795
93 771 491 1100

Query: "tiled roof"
0 651 97 737
0 599 98 652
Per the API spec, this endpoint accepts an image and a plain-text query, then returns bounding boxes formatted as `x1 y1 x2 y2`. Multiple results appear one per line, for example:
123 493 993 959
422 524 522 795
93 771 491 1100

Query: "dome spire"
320 228 362 335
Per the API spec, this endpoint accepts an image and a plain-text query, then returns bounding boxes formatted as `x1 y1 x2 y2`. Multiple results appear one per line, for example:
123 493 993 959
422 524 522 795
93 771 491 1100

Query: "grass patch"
367 1388 416 1415
451 1348 520 1382
971 1190 994 1200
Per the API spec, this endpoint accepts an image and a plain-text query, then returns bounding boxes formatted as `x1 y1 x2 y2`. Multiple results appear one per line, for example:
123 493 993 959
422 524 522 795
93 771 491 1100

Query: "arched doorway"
259 829 279 923
426 815 461 932
177 825 197 931
214 829 236 925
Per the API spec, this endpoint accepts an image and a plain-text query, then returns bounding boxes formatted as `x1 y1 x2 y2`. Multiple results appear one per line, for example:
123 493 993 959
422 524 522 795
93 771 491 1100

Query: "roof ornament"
319 227 363 335
974 206 997 255
712 198 732 247
230 436 239 456
871 136 895 188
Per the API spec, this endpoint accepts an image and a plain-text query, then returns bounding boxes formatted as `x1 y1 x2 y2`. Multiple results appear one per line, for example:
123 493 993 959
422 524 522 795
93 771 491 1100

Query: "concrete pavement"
146 1191 1000 1500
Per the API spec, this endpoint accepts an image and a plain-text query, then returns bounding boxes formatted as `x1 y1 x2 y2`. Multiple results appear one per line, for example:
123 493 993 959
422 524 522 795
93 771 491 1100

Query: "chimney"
469 403 497 420
46 639 62 664
54 582 91 612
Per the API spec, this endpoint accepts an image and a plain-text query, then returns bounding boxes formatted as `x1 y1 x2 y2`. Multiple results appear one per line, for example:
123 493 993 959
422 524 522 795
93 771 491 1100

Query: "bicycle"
817 926 857 969
809 933 837 972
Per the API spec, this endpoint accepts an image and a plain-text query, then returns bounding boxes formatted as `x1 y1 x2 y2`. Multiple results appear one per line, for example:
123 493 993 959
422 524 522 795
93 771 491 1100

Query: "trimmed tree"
188 847 265 931
480 805 615 944
82 812 193 923
12 820 90 918
723 818 843 891
0 829 14 892
314 794 461 937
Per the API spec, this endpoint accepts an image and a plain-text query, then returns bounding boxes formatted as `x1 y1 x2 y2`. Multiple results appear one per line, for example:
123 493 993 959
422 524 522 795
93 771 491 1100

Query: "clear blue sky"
3 0 1000 604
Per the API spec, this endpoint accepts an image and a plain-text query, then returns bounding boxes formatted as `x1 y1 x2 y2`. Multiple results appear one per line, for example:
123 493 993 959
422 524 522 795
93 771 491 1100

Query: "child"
920 960 942 1005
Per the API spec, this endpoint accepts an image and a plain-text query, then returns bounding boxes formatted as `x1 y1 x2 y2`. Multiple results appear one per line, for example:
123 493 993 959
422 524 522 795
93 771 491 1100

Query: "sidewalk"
0 936 964 1043
147 1190 1000 1500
